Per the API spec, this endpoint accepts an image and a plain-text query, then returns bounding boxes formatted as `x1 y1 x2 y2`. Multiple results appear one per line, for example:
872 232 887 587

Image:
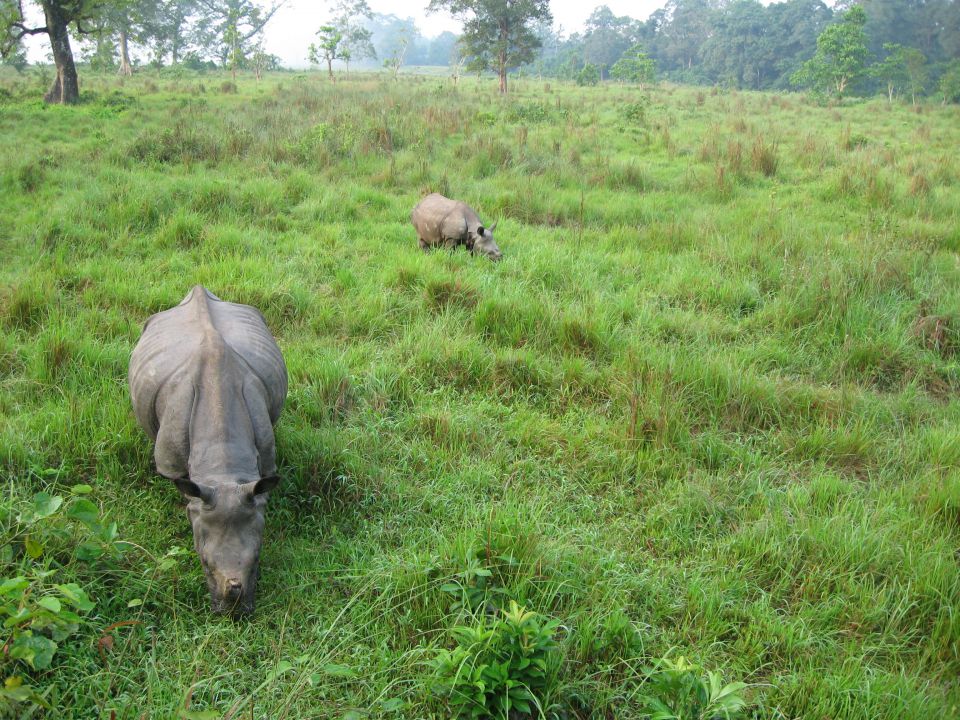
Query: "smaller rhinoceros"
411 193 502 261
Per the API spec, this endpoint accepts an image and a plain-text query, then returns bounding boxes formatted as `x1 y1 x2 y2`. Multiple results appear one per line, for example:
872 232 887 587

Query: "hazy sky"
268 0 666 67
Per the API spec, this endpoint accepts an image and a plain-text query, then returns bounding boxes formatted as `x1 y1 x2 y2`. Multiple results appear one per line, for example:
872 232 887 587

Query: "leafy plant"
940 60 960 104
622 97 650 124
1 484 125 715
790 6 869 98
638 656 750 720
506 103 551 124
576 64 600 87
611 45 657 88
440 549 516 615
430 601 562 719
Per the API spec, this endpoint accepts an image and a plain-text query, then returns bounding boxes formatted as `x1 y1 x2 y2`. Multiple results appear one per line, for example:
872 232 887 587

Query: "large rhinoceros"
411 193 502 261
129 285 287 616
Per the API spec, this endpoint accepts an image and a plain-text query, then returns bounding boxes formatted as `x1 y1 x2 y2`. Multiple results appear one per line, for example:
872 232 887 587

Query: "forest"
2 0 959 100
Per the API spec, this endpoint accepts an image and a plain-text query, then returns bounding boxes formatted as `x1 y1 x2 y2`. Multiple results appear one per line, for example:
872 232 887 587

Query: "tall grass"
0 69 958 718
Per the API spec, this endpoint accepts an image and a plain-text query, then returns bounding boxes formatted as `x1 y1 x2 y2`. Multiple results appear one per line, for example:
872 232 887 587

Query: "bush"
623 98 650 124
941 61 960 104
576 64 600 87
506 103 551 123
430 601 562 718
1 485 126 716
128 123 222 164
639 656 751 720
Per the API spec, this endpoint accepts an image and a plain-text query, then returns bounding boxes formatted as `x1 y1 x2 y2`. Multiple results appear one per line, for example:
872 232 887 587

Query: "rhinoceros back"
412 193 482 245
128 286 287 440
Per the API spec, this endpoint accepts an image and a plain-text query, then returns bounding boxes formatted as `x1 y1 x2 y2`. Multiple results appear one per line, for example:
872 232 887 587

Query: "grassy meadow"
0 69 959 718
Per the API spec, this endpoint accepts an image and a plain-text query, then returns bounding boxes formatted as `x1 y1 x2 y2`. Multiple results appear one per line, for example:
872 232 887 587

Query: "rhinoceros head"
470 220 502 261
175 475 279 617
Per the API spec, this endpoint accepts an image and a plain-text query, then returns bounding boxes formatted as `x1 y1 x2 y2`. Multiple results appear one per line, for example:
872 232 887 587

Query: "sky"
267 0 665 67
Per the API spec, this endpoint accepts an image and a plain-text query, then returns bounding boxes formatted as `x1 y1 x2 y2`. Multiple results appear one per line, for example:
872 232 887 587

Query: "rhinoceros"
128 285 287 616
411 193 502 261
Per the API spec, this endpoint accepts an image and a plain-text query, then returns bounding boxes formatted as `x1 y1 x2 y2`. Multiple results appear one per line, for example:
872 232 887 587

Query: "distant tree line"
528 0 959 97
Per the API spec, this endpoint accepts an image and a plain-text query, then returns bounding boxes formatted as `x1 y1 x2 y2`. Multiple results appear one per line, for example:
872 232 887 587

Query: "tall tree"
427 0 552 93
2 0 109 103
193 0 283 66
365 13 421 69
0 31 28 69
765 0 832 88
872 42 927 104
142 0 198 65
699 0 774 88
426 30 457 65
791 5 869 97
655 0 717 75
581 5 638 79
93 0 161 75
331 0 375 71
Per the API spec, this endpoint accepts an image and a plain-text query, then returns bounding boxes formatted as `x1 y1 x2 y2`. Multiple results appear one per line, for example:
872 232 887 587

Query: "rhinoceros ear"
489 220 498 232
174 478 213 503
249 475 280 496
477 225 485 236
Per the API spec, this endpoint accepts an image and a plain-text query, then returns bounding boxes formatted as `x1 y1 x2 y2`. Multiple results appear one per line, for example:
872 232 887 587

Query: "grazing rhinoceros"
411 193 502 261
128 285 287 617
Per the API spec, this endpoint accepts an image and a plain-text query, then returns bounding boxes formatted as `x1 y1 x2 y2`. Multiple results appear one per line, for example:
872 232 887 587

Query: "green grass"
1 69 959 718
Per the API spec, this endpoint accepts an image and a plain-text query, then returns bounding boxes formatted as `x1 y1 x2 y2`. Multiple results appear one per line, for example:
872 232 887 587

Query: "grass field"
1 69 959 718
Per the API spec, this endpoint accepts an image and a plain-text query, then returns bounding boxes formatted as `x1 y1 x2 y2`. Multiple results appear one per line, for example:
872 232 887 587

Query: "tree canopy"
427 0 552 93
791 5 869 97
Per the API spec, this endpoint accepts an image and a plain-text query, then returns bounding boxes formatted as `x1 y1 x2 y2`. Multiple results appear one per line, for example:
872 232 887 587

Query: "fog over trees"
2 0 959 102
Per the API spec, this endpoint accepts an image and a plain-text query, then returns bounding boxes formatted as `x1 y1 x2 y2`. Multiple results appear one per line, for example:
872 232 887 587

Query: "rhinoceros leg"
419 238 431 252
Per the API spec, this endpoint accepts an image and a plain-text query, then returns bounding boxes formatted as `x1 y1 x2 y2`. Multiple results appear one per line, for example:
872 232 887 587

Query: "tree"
576 62 599 85
141 0 199 65
610 44 656 88
309 24 345 79
193 0 283 67
96 0 166 76
1 0 110 103
382 30 408 78
427 0 552 94
791 5 869 98
698 0 773 88
450 41 467 84
939 59 960 104
655 0 717 76
872 43 927 104
332 0 375 71
426 30 457 66
366 13 421 68
0 33 27 69
582 5 638 80
765 0 833 88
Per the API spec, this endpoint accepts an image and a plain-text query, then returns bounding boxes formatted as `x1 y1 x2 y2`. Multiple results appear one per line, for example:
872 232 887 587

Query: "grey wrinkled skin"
411 193 502 261
128 286 287 617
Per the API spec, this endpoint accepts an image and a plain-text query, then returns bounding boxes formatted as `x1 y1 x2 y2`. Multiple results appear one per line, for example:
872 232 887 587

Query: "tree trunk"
327 58 333 80
42 0 79 104
498 51 507 94
119 29 133 76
